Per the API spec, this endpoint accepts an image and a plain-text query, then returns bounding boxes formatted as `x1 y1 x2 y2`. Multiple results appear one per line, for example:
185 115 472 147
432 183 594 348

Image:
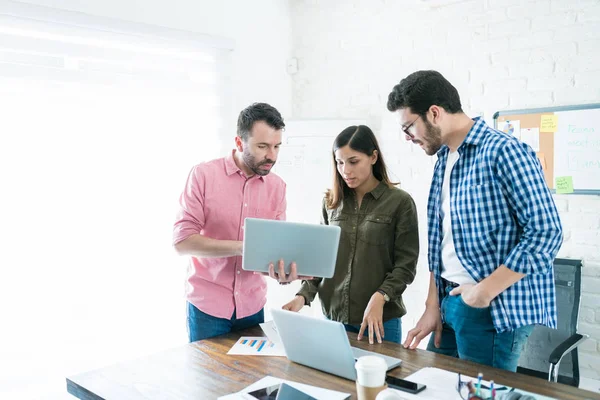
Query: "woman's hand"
358 292 386 344
282 295 305 312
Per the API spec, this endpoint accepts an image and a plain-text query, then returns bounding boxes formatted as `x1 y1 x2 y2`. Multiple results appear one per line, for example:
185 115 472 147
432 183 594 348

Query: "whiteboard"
554 108 600 192
273 119 366 223
494 103 600 195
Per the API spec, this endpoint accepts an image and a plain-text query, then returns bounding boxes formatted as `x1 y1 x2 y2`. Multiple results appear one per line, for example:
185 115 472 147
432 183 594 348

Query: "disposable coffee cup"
355 355 387 387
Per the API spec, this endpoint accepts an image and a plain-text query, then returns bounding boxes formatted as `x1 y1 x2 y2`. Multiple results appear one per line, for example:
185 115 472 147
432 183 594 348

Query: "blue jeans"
427 284 534 372
344 318 402 344
186 302 264 342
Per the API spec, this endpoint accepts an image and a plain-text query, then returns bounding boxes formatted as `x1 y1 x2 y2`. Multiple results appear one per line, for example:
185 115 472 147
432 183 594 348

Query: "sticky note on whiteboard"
540 115 558 132
555 176 574 194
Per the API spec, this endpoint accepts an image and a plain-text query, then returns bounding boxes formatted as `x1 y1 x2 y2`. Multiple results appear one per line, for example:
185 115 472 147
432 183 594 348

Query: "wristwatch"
377 289 390 302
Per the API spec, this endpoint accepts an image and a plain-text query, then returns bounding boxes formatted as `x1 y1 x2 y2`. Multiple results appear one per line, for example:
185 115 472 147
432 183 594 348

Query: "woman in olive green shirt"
283 125 419 344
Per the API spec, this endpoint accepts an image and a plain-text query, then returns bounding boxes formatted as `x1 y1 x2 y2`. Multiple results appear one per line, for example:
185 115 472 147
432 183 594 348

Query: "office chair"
517 258 589 387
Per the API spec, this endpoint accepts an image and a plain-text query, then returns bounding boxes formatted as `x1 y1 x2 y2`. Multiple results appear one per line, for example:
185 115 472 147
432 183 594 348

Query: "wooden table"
67 327 600 400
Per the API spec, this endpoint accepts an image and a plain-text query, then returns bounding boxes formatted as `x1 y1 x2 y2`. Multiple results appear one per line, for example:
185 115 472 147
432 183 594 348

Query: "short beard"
422 119 443 155
242 151 275 176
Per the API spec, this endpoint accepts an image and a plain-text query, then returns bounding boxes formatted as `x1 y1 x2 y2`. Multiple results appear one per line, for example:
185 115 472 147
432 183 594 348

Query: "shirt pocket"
466 182 511 225
329 212 347 225
328 212 348 235
358 214 394 246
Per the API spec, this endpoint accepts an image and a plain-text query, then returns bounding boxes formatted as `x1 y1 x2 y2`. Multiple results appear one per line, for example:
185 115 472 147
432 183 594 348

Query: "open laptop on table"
242 218 341 278
270 308 402 381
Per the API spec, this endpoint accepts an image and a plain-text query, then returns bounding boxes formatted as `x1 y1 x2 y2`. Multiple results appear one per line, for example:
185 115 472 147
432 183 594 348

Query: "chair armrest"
549 333 589 365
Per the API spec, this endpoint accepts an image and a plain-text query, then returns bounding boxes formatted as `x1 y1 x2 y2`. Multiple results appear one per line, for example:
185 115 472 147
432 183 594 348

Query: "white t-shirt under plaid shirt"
426 117 563 332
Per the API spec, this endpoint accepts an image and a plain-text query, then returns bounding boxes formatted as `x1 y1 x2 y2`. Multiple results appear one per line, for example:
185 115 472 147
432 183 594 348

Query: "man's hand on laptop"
270 259 315 283
358 292 386 344
282 295 305 312
253 259 314 284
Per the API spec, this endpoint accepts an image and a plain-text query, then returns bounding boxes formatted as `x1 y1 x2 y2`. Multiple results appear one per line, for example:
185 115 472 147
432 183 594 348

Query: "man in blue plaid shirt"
387 71 563 371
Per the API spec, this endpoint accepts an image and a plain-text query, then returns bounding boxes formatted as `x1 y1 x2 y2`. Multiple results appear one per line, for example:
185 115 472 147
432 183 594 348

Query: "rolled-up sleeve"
173 165 206 245
497 140 563 275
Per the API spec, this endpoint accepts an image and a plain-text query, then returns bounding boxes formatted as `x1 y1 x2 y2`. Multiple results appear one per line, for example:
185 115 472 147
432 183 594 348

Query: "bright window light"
0 5 230 398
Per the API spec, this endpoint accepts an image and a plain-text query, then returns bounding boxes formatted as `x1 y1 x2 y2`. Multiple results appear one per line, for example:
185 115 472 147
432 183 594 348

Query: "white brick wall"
291 0 600 379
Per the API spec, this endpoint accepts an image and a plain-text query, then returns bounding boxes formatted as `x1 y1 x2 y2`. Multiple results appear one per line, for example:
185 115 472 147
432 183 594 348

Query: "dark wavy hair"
237 102 285 141
387 70 463 118
326 125 397 209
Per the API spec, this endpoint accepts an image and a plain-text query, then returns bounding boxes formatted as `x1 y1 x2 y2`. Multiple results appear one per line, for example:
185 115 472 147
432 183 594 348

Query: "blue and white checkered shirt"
427 117 563 332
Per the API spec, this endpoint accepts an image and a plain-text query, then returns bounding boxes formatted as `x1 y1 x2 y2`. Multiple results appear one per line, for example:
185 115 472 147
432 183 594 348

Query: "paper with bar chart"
227 336 286 356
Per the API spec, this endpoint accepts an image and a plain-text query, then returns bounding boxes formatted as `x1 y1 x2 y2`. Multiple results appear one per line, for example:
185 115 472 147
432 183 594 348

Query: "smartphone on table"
385 375 426 394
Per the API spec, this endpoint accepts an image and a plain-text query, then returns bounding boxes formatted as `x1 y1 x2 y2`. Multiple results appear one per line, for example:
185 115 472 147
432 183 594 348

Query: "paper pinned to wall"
540 114 558 132
499 119 521 139
537 152 547 171
520 127 540 151
555 176 574 194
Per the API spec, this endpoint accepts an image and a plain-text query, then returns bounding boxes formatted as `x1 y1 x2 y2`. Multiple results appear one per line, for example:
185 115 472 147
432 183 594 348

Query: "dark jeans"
186 302 264 342
427 284 533 372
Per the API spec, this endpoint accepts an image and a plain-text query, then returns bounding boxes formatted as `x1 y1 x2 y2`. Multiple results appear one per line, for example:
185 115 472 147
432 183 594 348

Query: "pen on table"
490 380 495 400
476 373 483 396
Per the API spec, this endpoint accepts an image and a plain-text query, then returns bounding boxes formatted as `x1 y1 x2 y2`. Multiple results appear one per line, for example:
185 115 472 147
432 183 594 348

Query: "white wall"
18 0 294 152
4 1 293 398
290 0 600 380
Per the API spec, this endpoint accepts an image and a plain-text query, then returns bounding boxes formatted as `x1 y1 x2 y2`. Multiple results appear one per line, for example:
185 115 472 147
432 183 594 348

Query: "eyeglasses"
456 373 513 400
402 115 421 139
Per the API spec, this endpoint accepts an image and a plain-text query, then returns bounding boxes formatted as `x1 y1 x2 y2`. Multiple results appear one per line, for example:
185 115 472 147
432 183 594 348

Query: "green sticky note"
555 176 574 194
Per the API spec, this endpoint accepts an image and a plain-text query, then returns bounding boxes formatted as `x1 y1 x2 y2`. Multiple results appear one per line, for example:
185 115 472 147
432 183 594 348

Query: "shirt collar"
370 181 388 200
436 116 488 157
345 180 387 201
461 116 488 147
224 150 239 176
225 150 266 181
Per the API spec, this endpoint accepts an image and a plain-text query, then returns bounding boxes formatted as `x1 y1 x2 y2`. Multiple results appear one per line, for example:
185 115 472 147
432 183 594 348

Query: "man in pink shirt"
173 103 302 342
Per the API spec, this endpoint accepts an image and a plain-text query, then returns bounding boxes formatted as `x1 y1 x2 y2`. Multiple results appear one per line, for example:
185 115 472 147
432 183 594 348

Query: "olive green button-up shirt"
297 182 419 325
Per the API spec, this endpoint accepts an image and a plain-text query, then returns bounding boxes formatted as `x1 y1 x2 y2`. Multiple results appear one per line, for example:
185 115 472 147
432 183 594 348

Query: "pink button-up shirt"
173 151 286 319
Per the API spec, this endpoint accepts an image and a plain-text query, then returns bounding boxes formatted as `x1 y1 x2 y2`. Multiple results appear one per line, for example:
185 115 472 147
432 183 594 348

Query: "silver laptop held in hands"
242 218 341 278
270 309 402 381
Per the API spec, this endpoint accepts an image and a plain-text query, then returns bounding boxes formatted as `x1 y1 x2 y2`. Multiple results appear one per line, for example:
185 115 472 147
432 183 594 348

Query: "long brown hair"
326 125 397 209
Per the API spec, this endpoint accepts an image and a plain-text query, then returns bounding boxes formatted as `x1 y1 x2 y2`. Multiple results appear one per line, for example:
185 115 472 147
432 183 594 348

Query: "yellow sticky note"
555 176 574 194
541 115 558 132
